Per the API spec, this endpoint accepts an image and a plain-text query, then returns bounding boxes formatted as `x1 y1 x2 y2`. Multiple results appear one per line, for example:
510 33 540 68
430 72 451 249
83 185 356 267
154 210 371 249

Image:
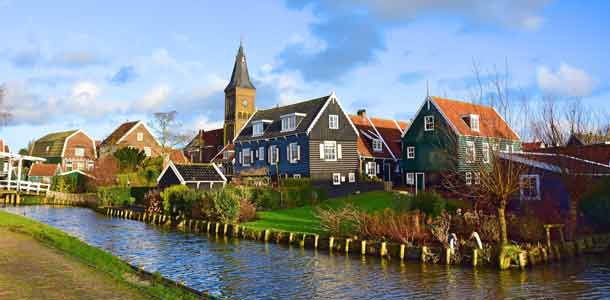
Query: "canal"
2 205 610 299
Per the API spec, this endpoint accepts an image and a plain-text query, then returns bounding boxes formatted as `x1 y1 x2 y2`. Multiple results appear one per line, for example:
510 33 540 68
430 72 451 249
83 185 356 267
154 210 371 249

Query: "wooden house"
350 110 408 184
233 92 360 189
184 128 224 163
501 152 610 223
99 121 162 157
28 163 60 184
157 161 227 190
30 130 97 173
401 96 521 193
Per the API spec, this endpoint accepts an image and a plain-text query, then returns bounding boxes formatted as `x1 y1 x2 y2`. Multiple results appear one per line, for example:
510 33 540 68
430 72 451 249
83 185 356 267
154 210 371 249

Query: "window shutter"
337 144 342 159
365 163 369 174
297 145 301 161
250 149 254 164
319 143 325 159
268 146 272 163
376 163 380 174
287 145 291 162
275 147 279 163
239 151 243 164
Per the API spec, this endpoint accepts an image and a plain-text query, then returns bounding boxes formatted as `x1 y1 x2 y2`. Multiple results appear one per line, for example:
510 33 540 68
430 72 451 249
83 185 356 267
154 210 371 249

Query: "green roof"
31 130 78 158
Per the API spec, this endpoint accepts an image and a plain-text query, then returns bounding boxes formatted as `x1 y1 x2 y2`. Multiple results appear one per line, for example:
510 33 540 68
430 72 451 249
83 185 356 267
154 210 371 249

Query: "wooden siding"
456 136 521 173
235 134 310 177
309 140 359 182
158 168 181 189
308 99 357 141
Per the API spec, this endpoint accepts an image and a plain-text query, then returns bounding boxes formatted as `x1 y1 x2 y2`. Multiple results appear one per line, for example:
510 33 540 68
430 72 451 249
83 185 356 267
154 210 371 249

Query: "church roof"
225 42 255 92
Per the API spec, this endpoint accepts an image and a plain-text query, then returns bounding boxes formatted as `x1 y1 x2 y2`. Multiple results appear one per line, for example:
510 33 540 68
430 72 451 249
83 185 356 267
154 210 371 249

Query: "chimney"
357 109 367 118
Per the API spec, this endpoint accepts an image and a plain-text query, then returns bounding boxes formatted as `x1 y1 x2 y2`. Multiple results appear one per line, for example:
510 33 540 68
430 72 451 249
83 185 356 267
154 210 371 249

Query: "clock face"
242 99 248 108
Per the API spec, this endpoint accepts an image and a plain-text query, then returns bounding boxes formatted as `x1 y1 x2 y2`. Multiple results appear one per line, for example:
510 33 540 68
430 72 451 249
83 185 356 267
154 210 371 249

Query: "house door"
415 173 425 194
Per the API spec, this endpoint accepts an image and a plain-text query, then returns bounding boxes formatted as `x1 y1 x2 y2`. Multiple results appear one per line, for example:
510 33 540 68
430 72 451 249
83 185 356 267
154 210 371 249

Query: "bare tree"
149 111 191 154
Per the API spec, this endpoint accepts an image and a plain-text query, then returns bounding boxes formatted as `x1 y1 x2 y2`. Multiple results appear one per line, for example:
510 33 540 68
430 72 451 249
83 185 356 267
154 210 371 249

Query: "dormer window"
252 122 264 137
424 116 434 131
462 114 480 132
280 113 305 132
372 139 383 152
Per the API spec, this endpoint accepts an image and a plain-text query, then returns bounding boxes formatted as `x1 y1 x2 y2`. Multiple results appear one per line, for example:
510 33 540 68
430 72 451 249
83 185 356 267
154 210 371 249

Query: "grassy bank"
242 191 397 235
0 210 201 300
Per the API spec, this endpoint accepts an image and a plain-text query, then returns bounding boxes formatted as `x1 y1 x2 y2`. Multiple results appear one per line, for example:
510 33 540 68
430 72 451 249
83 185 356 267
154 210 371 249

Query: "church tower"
224 41 256 145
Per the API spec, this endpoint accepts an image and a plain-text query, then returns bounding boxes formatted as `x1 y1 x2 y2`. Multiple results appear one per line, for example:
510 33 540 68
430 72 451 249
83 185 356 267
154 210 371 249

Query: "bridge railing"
0 180 50 194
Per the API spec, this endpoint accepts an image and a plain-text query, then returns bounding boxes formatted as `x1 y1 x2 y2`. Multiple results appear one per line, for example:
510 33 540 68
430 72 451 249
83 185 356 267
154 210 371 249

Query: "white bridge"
0 151 50 195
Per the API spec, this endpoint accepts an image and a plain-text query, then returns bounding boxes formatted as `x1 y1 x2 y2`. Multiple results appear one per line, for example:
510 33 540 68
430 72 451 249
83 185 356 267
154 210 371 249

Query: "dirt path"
0 228 147 300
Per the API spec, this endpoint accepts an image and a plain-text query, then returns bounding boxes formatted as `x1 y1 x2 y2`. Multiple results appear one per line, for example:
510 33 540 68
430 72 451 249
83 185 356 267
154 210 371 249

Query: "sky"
1 0 609 150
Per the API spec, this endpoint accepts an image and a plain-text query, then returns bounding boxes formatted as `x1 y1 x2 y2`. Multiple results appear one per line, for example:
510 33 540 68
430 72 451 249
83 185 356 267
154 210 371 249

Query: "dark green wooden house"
401 96 521 193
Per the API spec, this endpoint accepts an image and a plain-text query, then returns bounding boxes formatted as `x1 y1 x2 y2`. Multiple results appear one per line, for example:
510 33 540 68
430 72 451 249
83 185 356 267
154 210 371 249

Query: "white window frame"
348 172 355 183
520 174 541 201
87 160 94 170
465 172 472 185
242 148 251 166
293 174 301 179
372 139 383 152
137 132 144 142
482 142 490 163
65 160 73 171
74 147 85 157
465 141 476 163
269 145 279 165
365 161 376 176
470 115 480 132
252 122 264 137
329 114 339 129
288 142 300 163
258 147 265 161
407 146 415 159
332 173 341 185
281 115 297 132
474 172 481 185
323 141 337 161
424 115 435 131
406 173 414 185
143 146 152 157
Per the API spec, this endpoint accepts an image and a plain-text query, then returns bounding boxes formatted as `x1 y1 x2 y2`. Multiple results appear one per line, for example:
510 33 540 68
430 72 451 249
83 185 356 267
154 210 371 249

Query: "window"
372 139 383 152
465 141 476 163
269 145 279 165
144 147 152 157
281 115 297 132
511 144 517 153
332 173 341 185
45 145 50 153
137 132 144 142
365 161 376 176
288 143 300 163
252 122 264 136
407 146 415 159
424 115 435 131
242 148 251 166
482 142 490 163
293 174 301 179
65 160 73 171
375 163 380 174
520 175 540 201
329 114 339 129
348 172 355 183
258 147 265 161
74 147 85 157
87 161 94 170
470 115 480 132
76 161 85 170
465 172 472 185
474 172 481 185
406 173 414 185
323 141 337 161
2 162 8 173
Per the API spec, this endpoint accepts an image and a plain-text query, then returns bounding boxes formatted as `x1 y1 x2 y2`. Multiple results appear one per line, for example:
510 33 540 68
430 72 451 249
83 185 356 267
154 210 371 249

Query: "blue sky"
1 0 609 149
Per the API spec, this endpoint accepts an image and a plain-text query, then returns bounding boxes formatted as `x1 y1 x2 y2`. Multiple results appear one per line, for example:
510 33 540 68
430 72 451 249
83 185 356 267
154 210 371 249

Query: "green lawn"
242 191 398 235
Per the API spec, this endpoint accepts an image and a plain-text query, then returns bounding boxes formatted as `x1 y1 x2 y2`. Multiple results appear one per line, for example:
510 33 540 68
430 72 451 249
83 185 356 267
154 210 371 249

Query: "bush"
453 210 499 243
144 189 163 214
358 209 428 244
160 185 200 217
580 178 610 228
279 177 311 187
252 188 282 210
316 204 361 237
113 147 147 172
204 188 241 223
393 191 457 217
508 214 545 242
239 198 257 222
98 186 133 207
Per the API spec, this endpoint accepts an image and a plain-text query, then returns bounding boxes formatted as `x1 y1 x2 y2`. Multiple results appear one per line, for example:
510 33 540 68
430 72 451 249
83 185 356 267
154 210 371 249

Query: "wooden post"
445 248 451 265
345 239 351 254
400 244 406 260
300 234 305 247
473 249 478 267
314 235 319 249
421 246 428 263
329 237 335 251
361 241 367 255
380 242 388 257
546 226 552 249
288 233 294 243
224 224 229 235
215 222 220 234
207 222 211 232
519 251 527 269
233 224 240 237
264 230 271 242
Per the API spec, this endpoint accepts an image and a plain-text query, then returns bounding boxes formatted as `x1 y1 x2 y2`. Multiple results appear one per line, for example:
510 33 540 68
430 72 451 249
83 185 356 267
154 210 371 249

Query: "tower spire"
225 41 255 92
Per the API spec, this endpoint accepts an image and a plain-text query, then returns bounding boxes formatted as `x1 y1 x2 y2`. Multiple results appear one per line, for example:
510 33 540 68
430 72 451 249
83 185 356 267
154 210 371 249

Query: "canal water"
2 206 610 300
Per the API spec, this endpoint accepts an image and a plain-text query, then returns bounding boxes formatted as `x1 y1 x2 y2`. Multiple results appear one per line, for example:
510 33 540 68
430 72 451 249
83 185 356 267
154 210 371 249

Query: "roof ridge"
256 95 328 113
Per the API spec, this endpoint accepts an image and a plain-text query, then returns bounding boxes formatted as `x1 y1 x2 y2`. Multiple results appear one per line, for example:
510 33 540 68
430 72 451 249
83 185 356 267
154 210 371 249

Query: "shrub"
358 209 428 244
113 147 147 172
580 178 610 228
252 188 281 210
144 189 163 214
98 186 133 207
131 186 155 205
429 211 452 245
280 177 311 187
160 185 200 217
316 204 361 237
204 188 241 223
508 214 545 242
239 198 257 222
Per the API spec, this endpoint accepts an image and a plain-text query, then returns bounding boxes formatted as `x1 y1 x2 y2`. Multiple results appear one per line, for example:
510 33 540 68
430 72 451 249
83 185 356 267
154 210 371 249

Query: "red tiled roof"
0 139 8 152
350 114 408 160
369 117 409 158
169 149 190 164
29 163 59 177
100 121 140 147
522 141 546 151
533 144 610 166
431 97 519 140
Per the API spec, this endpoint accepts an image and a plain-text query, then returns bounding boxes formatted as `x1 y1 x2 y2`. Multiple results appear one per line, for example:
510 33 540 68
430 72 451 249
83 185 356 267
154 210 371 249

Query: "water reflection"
2 206 610 300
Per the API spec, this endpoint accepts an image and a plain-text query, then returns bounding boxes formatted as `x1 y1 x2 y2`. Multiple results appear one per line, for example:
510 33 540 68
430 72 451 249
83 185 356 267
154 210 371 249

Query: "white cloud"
537 63 596 97
71 81 100 103
190 114 224 131
256 64 308 105
134 84 171 112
